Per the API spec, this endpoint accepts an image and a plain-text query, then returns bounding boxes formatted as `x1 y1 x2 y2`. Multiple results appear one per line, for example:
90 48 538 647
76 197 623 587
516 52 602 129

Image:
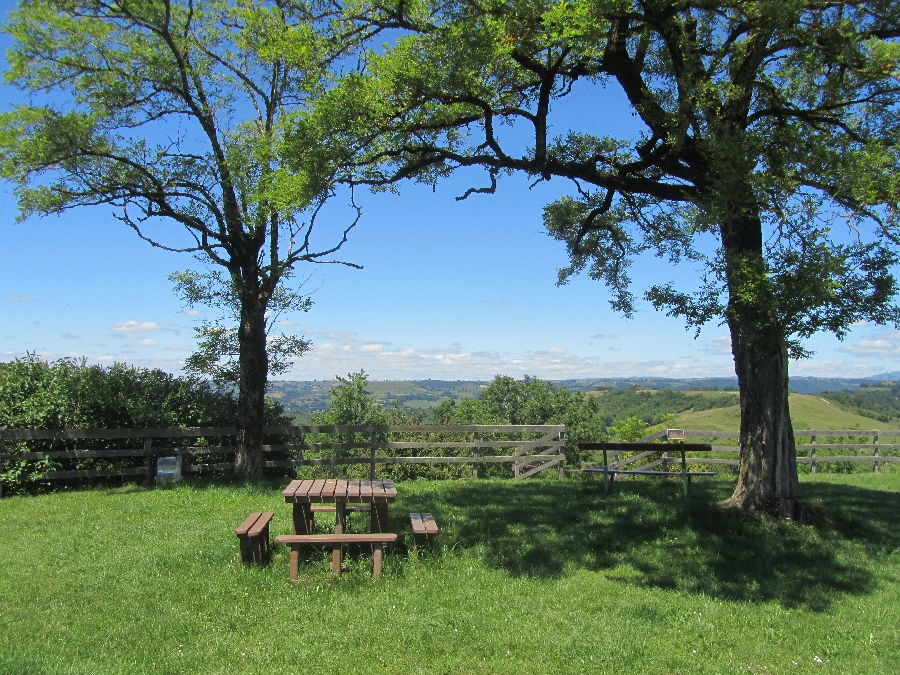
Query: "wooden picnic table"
282 479 398 536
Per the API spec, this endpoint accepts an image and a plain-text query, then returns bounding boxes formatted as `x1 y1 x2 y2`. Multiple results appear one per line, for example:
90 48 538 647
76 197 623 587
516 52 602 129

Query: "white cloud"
129 338 159 347
185 310 201 317
110 321 164 333
839 331 900 358
282 329 736 380
1 295 34 302
790 360 885 378
275 320 297 326
702 335 732 355
61 333 80 339
590 333 618 339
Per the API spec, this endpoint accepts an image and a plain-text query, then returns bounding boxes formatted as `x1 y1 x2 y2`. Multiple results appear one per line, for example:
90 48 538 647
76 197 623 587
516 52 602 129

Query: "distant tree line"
821 385 900 425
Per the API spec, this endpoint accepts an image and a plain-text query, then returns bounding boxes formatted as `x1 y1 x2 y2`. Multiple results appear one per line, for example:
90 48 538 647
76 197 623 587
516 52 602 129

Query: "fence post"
369 429 377 480
602 442 609 495
662 451 669 472
873 432 879 473
144 437 153 484
558 430 565 479
513 434 519 479
810 434 817 474
471 431 479 479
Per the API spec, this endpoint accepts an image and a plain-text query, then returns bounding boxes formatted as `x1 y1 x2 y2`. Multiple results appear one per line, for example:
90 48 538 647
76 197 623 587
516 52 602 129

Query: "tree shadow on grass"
401 478 893 611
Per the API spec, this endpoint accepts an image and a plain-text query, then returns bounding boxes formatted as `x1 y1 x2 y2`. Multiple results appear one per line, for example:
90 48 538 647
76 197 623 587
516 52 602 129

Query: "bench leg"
371 503 389 533
373 543 383 579
289 545 299 582
260 524 270 560
292 503 313 535
331 541 342 577
239 537 253 564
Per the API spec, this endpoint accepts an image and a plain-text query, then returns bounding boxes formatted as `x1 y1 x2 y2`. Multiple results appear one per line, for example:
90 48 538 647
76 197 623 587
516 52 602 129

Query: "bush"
0 354 290 493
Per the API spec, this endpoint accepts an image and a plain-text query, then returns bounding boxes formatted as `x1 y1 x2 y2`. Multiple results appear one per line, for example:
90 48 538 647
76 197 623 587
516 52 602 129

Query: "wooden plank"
410 513 426 535
297 479 315 501
346 480 361 501
261 424 566 434
310 505 370 513
275 533 398 544
247 512 274 538
321 480 337 499
307 479 326 502
183 446 237 455
333 480 348 499
10 448 153 461
584 468 716 476
518 458 563 479
282 480 303 499
184 463 233 473
796 443 900 450
360 480 373 502
235 512 262 536
1 427 236 441
371 481 387 503
630 458 665 471
797 455 900 463
578 442 713 452
610 450 658 468
337 441 566 450
383 480 398 499
37 467 150 480
421 513 439 535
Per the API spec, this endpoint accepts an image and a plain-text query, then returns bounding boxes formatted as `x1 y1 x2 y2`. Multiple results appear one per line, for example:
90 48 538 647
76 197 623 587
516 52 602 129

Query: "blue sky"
2 2 899 382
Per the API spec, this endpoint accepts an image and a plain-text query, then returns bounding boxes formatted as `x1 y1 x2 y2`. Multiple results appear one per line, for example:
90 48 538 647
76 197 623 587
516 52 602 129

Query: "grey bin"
156 456 182 485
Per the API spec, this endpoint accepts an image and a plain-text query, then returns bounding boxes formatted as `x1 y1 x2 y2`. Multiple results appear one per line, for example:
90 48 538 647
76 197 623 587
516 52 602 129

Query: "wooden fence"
620 429 900 473
0 424 566 494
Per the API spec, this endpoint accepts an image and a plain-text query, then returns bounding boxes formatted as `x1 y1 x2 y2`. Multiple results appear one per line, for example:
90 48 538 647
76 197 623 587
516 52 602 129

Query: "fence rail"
0 424 566 493
619 429 900 473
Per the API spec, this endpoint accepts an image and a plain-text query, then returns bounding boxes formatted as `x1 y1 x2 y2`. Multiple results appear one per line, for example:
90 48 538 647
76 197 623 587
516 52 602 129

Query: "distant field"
670 393 897 431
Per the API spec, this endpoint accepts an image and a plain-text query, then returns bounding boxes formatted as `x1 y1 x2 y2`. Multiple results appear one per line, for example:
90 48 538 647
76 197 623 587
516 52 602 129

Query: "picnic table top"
282 479 398 504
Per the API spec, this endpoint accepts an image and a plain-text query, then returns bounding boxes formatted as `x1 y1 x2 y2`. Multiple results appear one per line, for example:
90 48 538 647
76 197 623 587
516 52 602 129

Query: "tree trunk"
234 289 269 480
724 309 803 517
716 187 803 517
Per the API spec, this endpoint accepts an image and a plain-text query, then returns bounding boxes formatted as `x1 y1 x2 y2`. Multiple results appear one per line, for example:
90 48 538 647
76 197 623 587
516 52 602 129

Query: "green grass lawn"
1 473 898 674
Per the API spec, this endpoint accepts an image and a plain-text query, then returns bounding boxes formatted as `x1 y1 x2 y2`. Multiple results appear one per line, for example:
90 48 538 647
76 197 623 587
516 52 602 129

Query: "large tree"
302 0 900 514
0 0 366 478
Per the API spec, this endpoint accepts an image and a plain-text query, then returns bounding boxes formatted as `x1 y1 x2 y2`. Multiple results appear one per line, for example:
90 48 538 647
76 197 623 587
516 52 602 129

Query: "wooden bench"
235 512 274 564
409 513 439 543
583 467 716 491
578 442 716 495
274 533 398 580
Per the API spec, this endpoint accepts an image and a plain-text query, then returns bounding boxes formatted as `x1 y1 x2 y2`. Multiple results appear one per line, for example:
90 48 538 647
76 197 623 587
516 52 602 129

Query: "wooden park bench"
409 513 439 547
274 533 398 580
578 442 716 495
409 512 438 536
235 512 274 564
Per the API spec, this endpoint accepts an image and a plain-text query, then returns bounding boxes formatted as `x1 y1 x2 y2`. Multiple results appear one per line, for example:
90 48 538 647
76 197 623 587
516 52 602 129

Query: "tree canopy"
1 0 368 478
304 0 900 514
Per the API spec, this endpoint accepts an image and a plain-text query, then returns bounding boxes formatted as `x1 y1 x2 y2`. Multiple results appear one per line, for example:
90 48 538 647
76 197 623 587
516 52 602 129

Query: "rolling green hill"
669 394 897 432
